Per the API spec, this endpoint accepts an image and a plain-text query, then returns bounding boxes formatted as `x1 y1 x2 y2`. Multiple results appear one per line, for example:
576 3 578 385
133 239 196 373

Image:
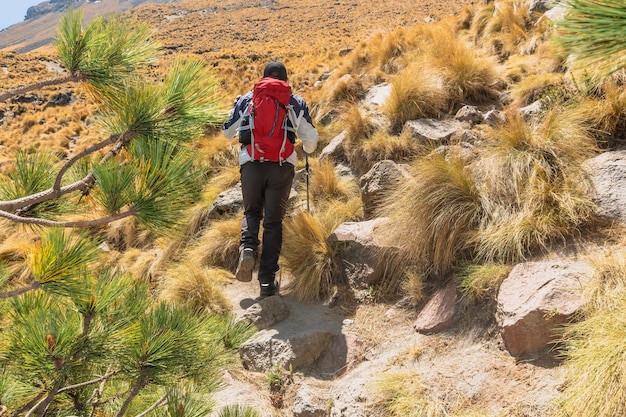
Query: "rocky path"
213 277 564 417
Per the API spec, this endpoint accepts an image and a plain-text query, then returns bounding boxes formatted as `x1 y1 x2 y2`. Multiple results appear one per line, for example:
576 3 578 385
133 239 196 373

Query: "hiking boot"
259 280 279 299
235 248 255 282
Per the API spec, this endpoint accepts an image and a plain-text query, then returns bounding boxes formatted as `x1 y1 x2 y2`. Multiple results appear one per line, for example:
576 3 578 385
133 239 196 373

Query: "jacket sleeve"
221 93 250 139
291 95 318 154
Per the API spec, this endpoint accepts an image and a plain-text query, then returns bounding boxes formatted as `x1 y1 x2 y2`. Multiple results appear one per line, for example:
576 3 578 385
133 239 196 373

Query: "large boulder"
327 217 393 290
359 160 411 219
239 329 333 372
496 259 594 358
584 150 626 223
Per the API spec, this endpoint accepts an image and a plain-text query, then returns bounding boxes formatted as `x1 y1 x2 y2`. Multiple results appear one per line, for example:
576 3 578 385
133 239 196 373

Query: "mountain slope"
0 0 184 52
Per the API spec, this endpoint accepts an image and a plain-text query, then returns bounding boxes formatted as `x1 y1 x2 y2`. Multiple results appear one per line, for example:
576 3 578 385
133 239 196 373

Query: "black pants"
240 161 295 284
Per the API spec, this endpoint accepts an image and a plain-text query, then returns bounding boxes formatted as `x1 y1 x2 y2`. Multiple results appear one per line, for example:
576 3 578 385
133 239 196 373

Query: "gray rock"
519 100 542 120
455 105 484 125
544 3 569 21
239 329 333 372
237 295 290 330
483 109 507 126
359 160 411 219
46 91 73 107
362 82 392 110
206 183 243 219
401 118 463 146
584 150 626 223
293 385 327 417
327 217 393 289
319 130 348 163
529 0 560 13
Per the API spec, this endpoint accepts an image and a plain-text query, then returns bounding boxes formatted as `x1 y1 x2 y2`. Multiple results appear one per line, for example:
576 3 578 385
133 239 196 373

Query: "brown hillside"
0 0 475 164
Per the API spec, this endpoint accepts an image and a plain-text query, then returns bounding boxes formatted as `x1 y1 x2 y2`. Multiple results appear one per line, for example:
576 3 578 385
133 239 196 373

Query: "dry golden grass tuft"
382 152 482 278
158 261 231 314
309 159 358 203
117 247 159 281
347 130 421 175
419 22 502 106
282 209 340 302
399 267 427 306
472 108 598 263
573 71 626 147
372 371 447 417
104 216 154 251
200 134 241 176
468 0 532 59
382 59 449 133
457 262 512 302
188 216 242 273
557 250 626 417
509 72 566 108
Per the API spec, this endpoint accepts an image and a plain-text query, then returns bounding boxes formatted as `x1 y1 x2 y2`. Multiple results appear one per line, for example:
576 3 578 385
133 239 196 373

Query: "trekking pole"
305 152 310 212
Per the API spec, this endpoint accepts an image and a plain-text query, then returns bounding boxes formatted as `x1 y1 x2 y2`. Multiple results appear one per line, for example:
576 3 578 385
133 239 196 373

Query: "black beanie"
263 61 288 81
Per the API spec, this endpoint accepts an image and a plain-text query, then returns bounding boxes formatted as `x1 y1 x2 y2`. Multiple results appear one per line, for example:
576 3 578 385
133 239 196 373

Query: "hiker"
222 61 318 298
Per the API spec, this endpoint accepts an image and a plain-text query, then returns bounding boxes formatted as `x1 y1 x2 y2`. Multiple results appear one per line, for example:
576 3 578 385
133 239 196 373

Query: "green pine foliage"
557 0 626 80
0 9 242 417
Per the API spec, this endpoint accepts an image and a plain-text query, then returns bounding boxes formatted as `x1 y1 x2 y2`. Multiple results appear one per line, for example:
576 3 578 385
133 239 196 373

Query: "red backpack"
239 78 296 163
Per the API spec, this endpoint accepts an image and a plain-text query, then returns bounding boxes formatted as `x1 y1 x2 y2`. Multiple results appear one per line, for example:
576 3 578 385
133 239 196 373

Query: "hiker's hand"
233 95 241 106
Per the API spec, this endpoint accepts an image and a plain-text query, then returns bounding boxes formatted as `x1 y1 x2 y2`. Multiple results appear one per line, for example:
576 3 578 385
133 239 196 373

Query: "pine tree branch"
28 379 64 417
0 208 136 228
53 134 121 193
57 370 120 394
9 393 45 417
134 394 167 417
0 175 94 213
0 74 84 103
0 281 41 299
115 378 146 417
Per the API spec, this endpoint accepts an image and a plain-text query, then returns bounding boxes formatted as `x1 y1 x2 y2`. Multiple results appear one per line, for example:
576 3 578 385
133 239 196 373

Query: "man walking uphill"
222 62 318 298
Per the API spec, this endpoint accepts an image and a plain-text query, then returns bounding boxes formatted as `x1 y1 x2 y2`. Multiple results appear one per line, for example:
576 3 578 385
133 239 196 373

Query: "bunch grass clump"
188 216 242 272
382 61 449 133
159 262 231 314
347 130 421 175
574 71 626 147
282 210 339 302
374 371 447 417
309 159 359 203
557 250 626 417
473 109 598 262
457 262 512 302
469 0 532 59
382 152 482 277
422 22 501 105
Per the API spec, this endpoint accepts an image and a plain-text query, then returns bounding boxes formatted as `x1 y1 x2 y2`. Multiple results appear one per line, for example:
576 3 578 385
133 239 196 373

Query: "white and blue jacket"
222 88 319 166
